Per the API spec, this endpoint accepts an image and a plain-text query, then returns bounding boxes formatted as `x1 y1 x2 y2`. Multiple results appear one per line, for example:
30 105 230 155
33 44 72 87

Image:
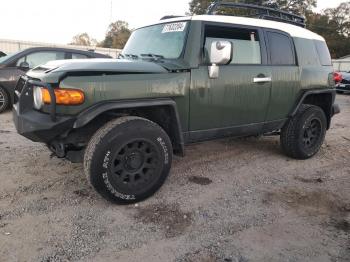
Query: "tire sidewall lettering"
102 150 111 169
157 137 169 164
101 149 136 200
102 172 136 200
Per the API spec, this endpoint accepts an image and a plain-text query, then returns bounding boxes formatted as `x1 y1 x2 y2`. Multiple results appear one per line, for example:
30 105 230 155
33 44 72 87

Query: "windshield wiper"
140 53 165 60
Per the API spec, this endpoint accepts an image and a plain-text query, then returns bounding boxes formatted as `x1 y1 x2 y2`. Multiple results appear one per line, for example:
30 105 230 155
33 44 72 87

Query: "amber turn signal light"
41 88 85 105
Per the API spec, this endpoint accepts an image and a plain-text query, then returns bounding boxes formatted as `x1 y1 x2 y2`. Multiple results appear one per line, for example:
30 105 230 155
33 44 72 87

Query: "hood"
26 58 191 83
32 59 168 74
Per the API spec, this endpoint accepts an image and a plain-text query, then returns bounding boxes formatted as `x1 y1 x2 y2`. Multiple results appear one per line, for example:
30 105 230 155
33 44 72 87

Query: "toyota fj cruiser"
13 2 340 204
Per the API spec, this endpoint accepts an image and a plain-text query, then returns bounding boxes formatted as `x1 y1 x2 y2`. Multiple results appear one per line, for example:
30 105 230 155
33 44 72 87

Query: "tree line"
70 0 350 58
70 20 131 50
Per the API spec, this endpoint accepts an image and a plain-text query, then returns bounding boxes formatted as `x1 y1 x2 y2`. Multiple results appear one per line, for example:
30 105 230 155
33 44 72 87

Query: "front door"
189 24 272 139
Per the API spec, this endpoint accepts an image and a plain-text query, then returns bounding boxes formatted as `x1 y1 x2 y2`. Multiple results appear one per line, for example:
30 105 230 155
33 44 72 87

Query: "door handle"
253 77 272 83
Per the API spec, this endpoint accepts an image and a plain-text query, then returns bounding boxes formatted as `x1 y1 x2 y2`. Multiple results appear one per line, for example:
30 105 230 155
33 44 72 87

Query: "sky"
0 0 346 44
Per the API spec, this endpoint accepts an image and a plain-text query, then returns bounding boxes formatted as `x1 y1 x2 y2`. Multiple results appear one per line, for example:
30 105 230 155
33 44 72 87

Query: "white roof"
141 15 325 42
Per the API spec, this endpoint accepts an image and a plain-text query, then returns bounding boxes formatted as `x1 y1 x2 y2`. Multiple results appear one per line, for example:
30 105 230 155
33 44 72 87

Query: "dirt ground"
0 95 349 262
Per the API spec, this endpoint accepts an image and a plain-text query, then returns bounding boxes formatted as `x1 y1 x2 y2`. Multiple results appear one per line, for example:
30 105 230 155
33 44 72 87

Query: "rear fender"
290 89 337 129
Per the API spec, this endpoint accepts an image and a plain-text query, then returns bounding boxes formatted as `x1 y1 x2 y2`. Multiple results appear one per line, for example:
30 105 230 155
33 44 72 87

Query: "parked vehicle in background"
0 51 6 57
334 71 350 94
13 3 340 204
0 47 111 113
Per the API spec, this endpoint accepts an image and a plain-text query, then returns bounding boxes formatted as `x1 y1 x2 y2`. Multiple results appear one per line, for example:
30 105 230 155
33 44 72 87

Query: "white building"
0 38 121 58
333 55 350 72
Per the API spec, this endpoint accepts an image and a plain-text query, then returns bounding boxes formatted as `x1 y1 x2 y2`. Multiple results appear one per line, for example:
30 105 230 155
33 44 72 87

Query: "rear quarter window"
293 38 320 66
314 41 332 66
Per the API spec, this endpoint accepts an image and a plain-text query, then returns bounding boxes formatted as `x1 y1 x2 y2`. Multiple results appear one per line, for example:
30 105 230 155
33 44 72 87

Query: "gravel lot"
0 95 349 262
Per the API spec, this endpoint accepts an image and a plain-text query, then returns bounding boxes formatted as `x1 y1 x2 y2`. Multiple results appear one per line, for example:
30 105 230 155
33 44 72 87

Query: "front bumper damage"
12 77 86 162
12 76 75 143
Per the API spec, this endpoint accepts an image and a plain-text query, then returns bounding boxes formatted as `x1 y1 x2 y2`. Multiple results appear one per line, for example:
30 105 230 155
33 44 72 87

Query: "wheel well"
128 105 184 156
302 93 333 129
63 105 184 156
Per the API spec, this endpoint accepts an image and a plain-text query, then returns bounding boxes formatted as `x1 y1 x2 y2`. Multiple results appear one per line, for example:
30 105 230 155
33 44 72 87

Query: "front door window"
16 51 65 69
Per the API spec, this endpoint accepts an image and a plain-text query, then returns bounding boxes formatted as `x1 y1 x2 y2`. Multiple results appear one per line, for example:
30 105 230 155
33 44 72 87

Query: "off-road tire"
281 104 327 160
84 116 173 204
0 87 9 113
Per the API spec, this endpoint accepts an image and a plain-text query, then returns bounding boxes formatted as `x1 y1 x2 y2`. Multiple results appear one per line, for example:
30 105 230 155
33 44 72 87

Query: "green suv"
13 3 340 204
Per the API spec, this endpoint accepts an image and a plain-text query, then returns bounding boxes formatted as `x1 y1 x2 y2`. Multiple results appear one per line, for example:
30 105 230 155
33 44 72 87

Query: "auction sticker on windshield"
162 22 187 33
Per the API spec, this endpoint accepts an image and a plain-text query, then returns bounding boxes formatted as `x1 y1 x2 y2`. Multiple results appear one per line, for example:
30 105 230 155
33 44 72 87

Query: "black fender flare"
73 98 185 156
290 89 338 129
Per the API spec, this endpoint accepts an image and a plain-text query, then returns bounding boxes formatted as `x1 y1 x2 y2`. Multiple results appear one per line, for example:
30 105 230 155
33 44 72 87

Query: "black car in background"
0 47 111 113
0 51 6 57
334 71 350 94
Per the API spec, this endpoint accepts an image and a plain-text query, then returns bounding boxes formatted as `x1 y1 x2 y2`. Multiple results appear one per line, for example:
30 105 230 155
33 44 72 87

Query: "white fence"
333 60 350 72
0 39 121 58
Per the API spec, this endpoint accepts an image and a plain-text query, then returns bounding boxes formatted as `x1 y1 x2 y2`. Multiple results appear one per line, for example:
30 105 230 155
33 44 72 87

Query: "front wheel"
84 116 173 204
280 105 327 160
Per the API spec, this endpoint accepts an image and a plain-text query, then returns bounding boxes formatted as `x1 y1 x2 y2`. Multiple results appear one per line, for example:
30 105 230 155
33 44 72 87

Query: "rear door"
264 30 300 121
189 23 272 139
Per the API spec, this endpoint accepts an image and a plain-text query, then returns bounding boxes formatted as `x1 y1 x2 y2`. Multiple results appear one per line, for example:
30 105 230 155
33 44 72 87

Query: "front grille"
13 77 28 104
15 77 26 94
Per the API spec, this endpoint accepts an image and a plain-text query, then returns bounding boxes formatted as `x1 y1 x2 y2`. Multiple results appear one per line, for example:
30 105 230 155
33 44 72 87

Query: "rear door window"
267 31 295 65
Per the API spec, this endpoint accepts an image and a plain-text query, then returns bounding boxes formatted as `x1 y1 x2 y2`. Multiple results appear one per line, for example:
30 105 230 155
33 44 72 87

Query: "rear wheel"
84 116 173 204
0 87 9 113
281 105 327 160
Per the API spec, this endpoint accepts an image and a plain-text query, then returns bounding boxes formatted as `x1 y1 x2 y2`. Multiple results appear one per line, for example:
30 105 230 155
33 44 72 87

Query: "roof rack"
207 1 306 28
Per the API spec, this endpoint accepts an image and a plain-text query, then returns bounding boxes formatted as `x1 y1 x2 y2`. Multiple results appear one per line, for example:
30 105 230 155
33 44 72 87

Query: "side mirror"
207 41 233 79
19 61 30 71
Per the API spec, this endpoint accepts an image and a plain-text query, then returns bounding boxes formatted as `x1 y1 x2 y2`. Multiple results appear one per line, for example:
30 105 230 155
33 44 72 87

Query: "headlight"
33 86 85 109
33 86 44 110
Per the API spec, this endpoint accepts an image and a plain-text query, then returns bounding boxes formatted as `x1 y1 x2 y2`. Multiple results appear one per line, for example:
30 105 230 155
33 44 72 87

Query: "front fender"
73 98 185 156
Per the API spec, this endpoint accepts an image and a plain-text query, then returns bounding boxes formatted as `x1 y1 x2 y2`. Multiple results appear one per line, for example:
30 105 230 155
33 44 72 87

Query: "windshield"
122 21 189 60
0 54 11 64
0 50 22 64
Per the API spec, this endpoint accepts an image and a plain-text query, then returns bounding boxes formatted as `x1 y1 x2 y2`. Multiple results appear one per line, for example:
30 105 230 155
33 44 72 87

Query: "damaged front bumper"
12 76 75 143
